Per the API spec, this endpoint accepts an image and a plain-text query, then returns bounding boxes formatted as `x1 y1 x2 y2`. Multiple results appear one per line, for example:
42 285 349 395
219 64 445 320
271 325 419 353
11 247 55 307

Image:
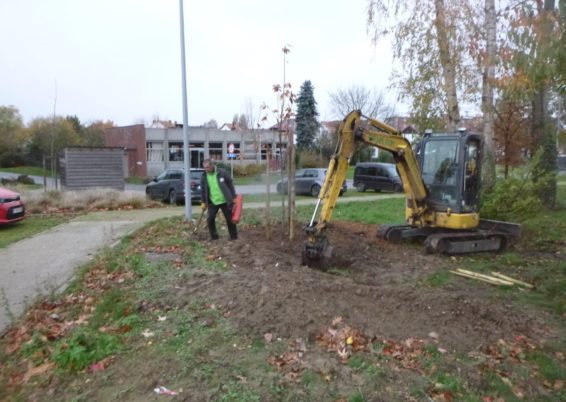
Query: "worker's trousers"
207 202 238 240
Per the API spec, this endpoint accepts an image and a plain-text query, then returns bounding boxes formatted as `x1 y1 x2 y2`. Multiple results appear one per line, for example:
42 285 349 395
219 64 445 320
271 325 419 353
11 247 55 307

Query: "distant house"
219 122 242 131
269 119 296 134
385 116 417 135
148 119 180 129
319 120 340 137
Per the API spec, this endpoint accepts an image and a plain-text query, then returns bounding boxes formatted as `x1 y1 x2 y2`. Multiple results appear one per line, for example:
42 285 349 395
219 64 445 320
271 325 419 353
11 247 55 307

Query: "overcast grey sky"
0 0 397 127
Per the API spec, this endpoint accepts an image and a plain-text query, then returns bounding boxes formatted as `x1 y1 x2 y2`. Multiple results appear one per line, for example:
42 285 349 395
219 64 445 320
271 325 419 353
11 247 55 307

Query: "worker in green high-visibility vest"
199 159 238 240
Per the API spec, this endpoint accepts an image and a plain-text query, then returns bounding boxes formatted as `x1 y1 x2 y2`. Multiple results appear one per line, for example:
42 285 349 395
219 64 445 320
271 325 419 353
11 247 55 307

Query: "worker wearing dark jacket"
200 159 238 240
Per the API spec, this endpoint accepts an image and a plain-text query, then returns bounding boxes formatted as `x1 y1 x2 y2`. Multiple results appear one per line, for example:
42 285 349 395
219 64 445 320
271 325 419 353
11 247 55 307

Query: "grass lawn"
124 176 150 185
0 215 69 248
1 185 564 401
0 166 51 177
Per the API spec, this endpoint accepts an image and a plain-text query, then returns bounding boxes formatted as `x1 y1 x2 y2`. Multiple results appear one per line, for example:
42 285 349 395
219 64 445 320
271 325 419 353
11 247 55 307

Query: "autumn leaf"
141 329 155 338
89 362 106 373
22 362 55 384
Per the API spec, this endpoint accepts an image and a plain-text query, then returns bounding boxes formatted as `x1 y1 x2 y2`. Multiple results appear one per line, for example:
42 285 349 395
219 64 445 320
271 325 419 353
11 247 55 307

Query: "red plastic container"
231 194 243 224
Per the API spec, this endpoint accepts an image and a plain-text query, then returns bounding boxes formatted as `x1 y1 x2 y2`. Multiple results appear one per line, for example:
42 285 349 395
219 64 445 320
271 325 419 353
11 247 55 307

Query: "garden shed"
59 147 125 190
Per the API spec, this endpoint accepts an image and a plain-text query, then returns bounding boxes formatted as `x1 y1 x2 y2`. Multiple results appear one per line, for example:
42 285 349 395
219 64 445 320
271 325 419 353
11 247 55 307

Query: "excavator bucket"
302 232 334 269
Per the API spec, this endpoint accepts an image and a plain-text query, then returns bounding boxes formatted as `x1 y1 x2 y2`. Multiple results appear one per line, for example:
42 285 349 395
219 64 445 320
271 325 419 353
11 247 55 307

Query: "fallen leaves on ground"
316 318 371 363
89 356 114 374
380 337 427 371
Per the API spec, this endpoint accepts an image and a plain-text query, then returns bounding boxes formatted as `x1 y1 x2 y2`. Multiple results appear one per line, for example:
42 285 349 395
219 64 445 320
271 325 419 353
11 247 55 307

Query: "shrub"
232 163 265 177
373 151 395 164
16 174 35 185
244 163 264 176
480 151 551 222
233 164 247 176
215 162 231 172
21 188 159 214
0 151 26 168
298 150 326 168
480 176 542 221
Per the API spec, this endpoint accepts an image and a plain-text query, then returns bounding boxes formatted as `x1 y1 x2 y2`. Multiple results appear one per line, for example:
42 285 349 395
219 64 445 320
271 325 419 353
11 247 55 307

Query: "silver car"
276 168 347 197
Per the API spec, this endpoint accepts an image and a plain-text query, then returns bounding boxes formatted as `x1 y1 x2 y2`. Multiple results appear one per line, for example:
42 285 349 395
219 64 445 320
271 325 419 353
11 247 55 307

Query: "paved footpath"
0 208 191 334
0 194 401 334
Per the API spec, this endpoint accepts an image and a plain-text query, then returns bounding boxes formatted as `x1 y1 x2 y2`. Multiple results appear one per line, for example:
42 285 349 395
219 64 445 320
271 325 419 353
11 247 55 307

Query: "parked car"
0 187 26 225
353 162 403 193
276 168 347 197
145 169 205 205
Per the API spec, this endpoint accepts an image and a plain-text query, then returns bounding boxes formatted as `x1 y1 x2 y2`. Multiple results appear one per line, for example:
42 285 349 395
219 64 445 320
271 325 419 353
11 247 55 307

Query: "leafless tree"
202 119 218 129
328 85 392 119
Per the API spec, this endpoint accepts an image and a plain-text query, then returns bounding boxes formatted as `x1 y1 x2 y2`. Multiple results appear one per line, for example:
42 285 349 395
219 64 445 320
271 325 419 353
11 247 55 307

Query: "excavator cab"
416 131 481 215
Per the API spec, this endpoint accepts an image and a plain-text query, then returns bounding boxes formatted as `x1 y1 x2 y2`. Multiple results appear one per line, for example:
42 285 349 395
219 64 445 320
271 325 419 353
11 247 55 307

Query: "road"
0 171 355 195
0 172 279 195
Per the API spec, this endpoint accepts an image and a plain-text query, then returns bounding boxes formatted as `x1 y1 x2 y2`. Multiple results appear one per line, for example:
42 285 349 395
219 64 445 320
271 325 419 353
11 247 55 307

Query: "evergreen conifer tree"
295 80 319 150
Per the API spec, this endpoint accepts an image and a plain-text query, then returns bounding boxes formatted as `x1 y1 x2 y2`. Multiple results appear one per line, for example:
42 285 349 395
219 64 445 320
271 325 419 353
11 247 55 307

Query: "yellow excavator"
302 110 520 266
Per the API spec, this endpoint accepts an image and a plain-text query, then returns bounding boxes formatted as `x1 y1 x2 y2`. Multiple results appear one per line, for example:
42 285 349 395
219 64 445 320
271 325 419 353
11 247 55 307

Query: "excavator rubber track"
423 231 508 254
378 220 520 255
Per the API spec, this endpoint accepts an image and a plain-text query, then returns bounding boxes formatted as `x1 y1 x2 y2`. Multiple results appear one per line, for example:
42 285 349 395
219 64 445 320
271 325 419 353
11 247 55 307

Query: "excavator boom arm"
303 110 428 264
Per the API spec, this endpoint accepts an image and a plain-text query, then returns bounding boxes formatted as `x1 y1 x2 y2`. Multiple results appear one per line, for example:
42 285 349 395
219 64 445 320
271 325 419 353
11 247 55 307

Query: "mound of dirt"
182 222 546 354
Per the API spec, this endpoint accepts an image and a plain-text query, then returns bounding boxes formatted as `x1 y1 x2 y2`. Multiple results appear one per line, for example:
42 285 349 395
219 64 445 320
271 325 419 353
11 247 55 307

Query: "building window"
242 141 257 160
169 142 184 161
146 142 164 162
228 142 241 159
209 142 223 161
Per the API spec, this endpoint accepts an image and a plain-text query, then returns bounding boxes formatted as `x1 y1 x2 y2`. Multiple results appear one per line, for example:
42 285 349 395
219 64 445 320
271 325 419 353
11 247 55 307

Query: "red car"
0 187 26 225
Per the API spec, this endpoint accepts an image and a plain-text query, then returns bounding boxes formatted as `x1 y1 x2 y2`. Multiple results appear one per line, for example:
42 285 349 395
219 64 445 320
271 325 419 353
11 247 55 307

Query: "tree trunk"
531 0 557 207
265 146 272 239
531 88 546 149
287 135 296 240
481 0 497 191
531 0 555 149
433 0 460 131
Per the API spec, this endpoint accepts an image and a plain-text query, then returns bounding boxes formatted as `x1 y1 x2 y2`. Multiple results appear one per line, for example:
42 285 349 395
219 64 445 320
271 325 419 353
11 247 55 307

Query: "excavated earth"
181 221 549 354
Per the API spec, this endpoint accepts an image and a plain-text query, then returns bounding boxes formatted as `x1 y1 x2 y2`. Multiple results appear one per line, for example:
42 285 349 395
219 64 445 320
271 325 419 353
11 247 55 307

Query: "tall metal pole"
179 0 191 220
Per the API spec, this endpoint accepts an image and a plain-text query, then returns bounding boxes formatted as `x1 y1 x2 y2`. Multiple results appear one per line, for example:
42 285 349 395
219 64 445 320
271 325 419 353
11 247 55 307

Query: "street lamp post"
179 0 191 220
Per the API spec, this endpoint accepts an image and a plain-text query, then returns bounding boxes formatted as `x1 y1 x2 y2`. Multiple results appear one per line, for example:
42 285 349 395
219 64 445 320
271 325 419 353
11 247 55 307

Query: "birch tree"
366 0 481 131
367 0 506 191
481 0 497 189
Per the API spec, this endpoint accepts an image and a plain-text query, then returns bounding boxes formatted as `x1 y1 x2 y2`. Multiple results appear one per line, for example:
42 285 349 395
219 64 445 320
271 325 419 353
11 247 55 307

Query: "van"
353 162 403 193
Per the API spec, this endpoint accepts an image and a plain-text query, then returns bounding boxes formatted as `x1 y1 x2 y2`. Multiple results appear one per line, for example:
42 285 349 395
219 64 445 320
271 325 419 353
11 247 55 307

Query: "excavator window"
421 139 461 209
462 141 480 211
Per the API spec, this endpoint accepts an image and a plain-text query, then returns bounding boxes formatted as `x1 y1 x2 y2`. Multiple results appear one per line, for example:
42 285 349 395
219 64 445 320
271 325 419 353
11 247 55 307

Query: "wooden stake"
451 269 514 286
456 269 516 284
491 272 534 289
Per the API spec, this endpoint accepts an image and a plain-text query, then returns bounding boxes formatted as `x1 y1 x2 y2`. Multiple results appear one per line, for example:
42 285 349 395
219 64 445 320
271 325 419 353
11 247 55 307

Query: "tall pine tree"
295 80 319 150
